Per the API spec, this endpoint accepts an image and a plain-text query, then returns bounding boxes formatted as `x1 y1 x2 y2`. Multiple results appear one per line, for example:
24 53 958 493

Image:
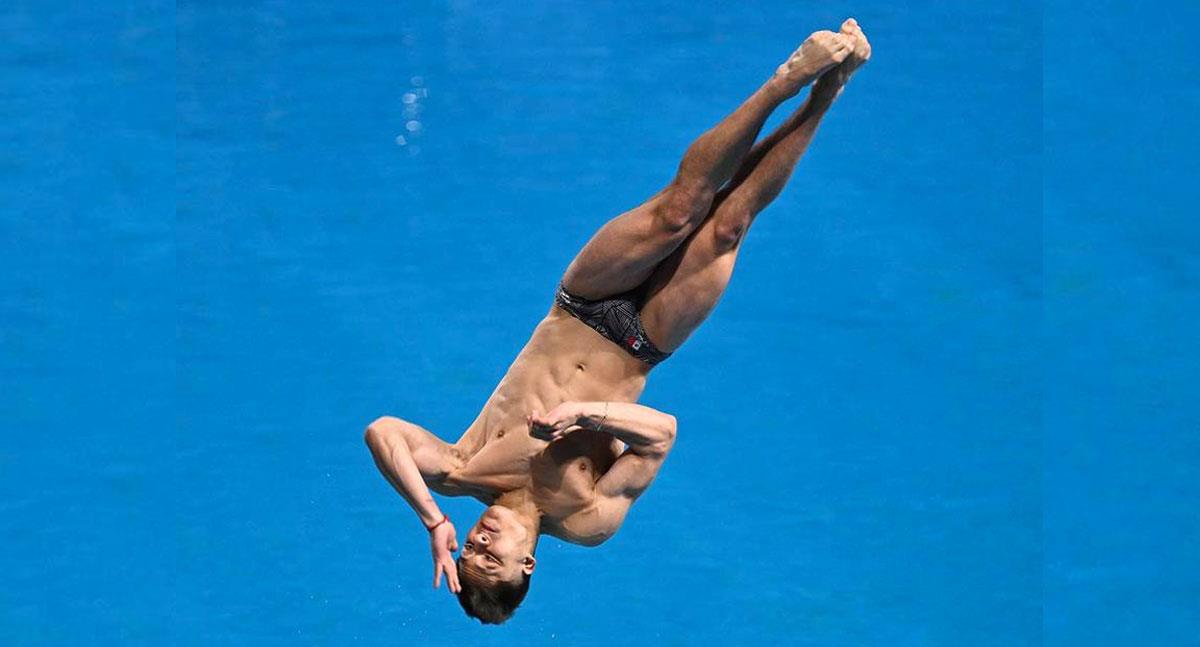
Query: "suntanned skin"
366 21 872 595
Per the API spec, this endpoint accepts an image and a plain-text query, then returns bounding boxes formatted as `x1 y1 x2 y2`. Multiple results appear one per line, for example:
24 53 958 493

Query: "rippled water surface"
5 1 1193 645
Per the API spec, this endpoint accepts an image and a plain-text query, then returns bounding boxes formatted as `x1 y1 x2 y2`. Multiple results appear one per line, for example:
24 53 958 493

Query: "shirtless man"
366 20 871 624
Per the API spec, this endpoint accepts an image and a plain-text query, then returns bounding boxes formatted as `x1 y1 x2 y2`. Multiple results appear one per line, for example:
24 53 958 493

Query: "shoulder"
546 496 628 547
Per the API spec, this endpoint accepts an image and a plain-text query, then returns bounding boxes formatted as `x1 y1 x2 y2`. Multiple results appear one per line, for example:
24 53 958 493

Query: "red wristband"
425 514 449 532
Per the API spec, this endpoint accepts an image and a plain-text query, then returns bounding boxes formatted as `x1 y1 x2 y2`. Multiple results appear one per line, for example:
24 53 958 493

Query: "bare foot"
771 30 854 97
814 18 871 97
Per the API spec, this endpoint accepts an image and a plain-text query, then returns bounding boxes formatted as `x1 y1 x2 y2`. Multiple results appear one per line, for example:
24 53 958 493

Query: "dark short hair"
454 557 531 624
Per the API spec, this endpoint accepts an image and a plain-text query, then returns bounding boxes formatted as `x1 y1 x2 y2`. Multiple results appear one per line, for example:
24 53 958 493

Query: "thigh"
560 193 671 300
561 181 713 300
638 207 745 353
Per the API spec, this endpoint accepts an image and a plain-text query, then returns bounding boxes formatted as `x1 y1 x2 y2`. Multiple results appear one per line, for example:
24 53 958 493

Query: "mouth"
481 521 500 533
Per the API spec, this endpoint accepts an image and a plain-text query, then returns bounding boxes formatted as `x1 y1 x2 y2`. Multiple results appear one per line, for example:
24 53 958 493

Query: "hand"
430 520 461 594
528 402 585 442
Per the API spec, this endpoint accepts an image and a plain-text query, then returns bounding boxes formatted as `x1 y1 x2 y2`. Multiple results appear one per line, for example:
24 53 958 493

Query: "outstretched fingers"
446 559 461 593
434 557 462 594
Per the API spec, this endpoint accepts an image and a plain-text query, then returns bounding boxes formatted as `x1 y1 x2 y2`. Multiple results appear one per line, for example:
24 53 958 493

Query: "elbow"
649 415 677 457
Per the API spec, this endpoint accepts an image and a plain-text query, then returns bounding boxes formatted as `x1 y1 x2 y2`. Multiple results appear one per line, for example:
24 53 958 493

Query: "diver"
365 19 871 624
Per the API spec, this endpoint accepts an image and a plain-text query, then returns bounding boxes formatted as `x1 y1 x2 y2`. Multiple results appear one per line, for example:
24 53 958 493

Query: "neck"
495 490 543 548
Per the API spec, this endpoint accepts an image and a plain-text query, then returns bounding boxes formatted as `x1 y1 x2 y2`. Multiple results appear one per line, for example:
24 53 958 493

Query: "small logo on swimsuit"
627 336 642 350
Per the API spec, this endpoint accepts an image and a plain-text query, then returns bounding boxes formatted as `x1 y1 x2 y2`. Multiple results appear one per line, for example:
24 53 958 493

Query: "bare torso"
441 307 651 543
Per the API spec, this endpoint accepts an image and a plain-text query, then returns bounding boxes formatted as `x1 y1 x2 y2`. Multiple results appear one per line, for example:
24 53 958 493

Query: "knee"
657 180 715 237
713 206 752 252
364 416 402 447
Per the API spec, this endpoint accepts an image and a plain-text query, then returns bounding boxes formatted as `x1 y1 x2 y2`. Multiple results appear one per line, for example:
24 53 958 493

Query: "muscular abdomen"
449 308 649 492
474 307 648 428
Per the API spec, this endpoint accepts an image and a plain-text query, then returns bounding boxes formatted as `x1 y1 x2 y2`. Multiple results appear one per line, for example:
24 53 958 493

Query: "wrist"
557 401 585 426
584 401 611 432
417 502 443 529
571 402 592 427
424 513 450 533
578 401 596 425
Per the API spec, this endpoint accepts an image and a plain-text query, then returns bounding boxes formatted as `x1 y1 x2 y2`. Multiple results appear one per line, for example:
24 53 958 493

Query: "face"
459 506 536 585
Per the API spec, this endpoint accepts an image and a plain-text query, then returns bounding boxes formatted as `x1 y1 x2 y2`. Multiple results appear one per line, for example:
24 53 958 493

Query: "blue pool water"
1043 2 1200 644
1 1 1195 644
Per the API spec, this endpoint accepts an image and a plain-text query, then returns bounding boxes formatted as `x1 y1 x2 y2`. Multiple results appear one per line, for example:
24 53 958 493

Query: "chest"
451 424 619 501
452 425 620 514
529 430 621 517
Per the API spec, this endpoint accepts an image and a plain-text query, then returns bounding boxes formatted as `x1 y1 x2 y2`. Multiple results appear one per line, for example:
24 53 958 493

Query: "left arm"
530 402 677 534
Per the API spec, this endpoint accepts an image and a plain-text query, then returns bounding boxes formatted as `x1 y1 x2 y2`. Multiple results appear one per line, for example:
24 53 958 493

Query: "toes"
837 18 869 60
810 31 846 52
840 17 866 42
853 31 871 59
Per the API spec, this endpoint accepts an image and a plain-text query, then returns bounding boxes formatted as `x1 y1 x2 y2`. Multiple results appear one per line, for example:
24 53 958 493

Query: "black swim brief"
554 284 671 366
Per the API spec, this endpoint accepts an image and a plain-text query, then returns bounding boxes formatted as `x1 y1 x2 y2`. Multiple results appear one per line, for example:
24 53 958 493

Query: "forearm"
364 422 444 528
575 402 677 457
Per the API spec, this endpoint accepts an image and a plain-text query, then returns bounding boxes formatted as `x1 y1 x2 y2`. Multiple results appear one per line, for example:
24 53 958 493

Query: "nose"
477 532 490 545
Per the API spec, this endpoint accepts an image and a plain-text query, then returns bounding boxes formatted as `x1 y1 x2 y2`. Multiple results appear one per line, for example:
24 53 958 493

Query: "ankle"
763 74 806 101
810 78 844 104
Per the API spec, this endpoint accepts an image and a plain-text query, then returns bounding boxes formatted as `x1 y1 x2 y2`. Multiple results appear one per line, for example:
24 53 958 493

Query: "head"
454 505 537 624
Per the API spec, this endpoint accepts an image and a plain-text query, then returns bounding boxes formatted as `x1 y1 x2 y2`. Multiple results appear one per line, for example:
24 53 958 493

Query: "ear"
522 555 536 576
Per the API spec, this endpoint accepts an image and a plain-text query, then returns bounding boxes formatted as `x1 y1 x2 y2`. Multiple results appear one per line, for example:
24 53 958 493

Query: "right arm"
364 416 464 592
364 416 461 527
